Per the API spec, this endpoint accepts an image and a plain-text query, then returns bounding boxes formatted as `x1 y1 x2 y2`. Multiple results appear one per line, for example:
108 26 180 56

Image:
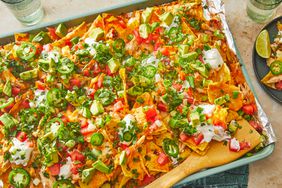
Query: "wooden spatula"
146 119 261 188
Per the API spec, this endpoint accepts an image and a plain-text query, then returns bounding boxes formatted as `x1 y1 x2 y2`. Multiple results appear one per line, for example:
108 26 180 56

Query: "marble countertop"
0 0 281 187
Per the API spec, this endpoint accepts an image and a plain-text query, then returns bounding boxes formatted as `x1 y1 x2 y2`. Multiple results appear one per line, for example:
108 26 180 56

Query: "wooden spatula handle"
146 119 261 188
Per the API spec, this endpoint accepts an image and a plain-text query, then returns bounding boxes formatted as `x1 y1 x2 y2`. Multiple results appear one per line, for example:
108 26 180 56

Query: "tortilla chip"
261 71 282 89
154 132 172 147
213 63 231 83
79 171 108 188
146 119 261 188
182 138 209 155
82 15 104 39
127 152 146 180
207 82 243 111
144 142 170 173
212 106 228 125
53 22 88 47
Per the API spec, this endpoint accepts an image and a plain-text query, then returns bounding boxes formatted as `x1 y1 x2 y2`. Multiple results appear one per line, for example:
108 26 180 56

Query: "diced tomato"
177 105 184 114
83 69 90 77
113 101 124 112
249 120 263 133
242 104 256 115
35 43 43 55
157 152 169 166
229 138 240 152
187 88 193 96
47 27 60 40
35 81 45 90
154 41 162 51
239 141 251 150
48 163 60 176
198 55 205 64
133 29 143 44
69 78 81 88
187 96 194 104
56 142 67 152
120 144 131 156
21 100 30 109
118 19 127 29
61 115 69 124
213 119 227 130
71 163 83 174
139 175 156 186
88 90 95 100
160 47 170 56
275 81 282 90
92 63 101 75
172 83 182 91
16 131 28 142
64 39 72 48
4 102 14 112
157 102 167 112
179 132 189 142
193 133 204 145
12 87 21 96
69 150 85 162
80 124 96 136
80 118 89 128
105 65 112 76
146 108 158 123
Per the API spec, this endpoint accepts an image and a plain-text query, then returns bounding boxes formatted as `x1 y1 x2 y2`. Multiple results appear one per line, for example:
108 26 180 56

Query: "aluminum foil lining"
202 0 276 144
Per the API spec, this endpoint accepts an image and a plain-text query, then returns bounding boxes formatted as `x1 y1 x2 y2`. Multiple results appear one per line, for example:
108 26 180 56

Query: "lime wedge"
256 29 271 58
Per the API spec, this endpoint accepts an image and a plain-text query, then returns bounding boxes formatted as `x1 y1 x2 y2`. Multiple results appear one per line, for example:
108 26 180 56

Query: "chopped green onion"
0 113 18 127
119 150 127 165
232 91 240 99
186 76 195 88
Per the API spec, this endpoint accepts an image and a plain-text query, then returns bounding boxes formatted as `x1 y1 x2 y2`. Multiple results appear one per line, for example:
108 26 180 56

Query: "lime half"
256 29 271 58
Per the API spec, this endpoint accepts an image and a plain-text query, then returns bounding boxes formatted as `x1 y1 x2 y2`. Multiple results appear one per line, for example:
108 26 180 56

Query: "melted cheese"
9 138 33 166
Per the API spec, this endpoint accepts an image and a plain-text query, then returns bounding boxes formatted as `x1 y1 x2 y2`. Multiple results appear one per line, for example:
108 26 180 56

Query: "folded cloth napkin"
179 165 248 188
